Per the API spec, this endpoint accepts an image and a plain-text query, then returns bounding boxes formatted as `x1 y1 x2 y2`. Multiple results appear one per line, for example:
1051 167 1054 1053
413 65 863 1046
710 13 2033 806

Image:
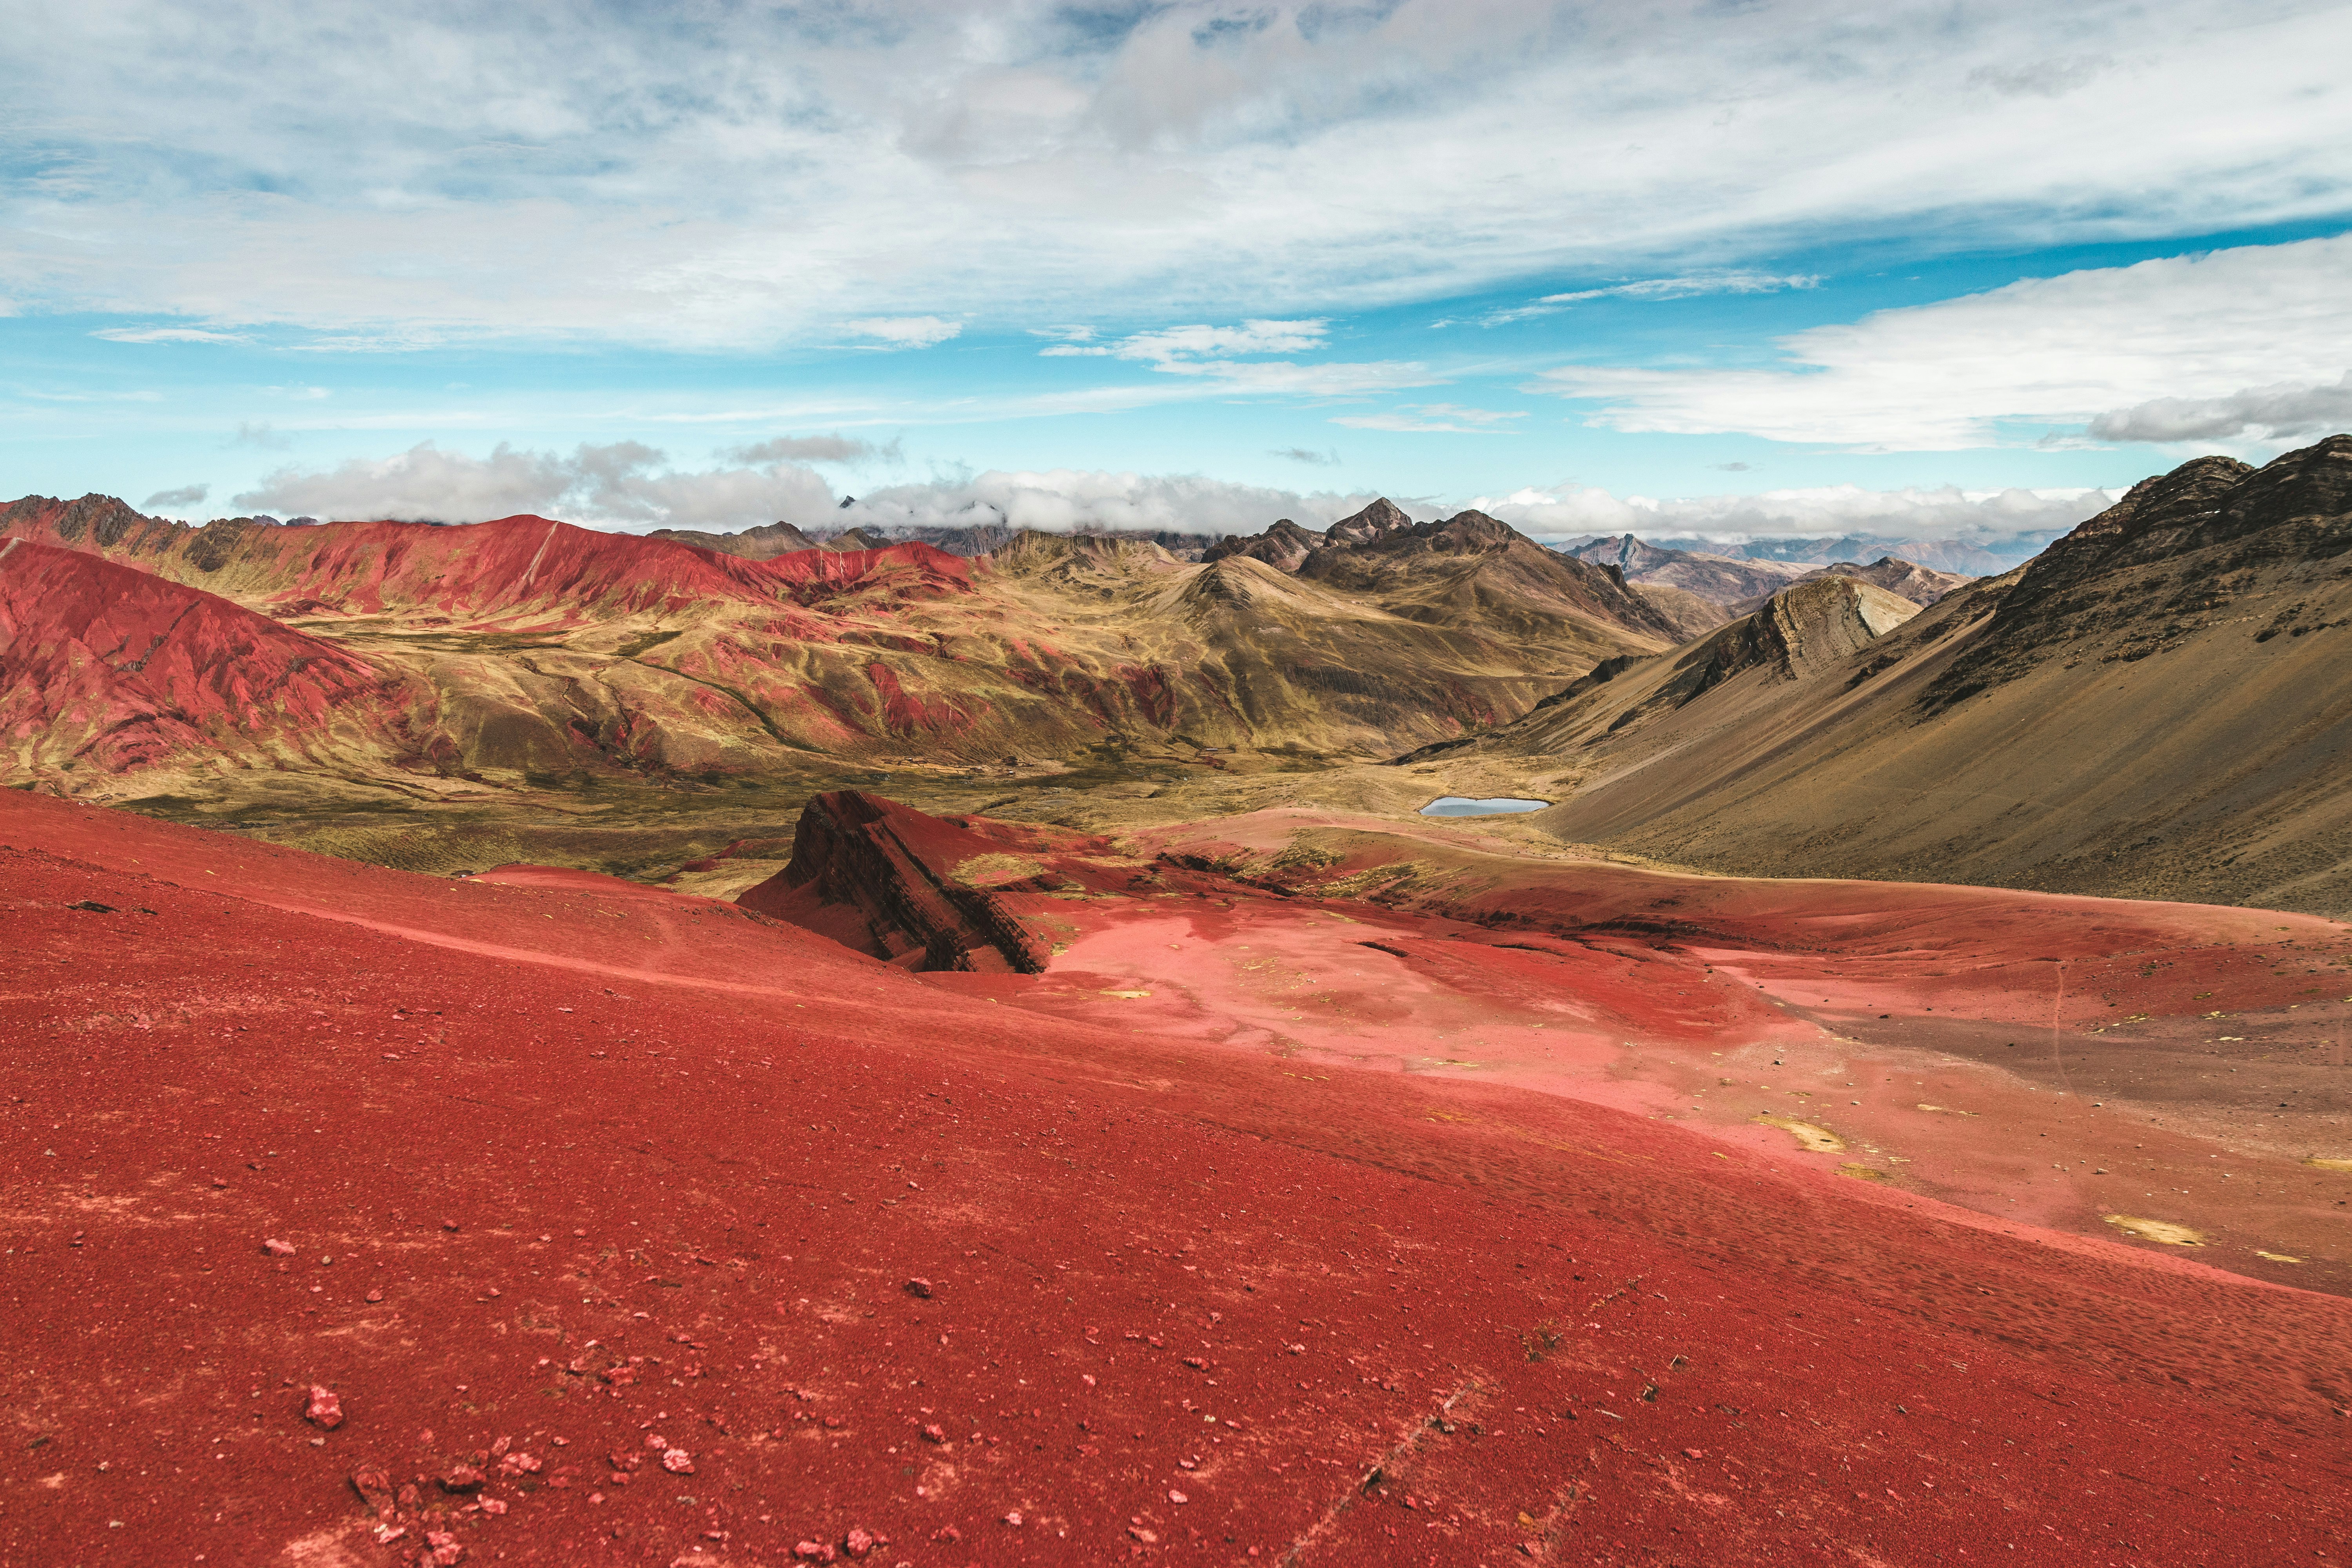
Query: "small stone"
263 1238 296 1257
304 1386 344 1430
921 1424 947 1444
844 1526 880 1558
661 1448 694 1474
349 1467 392 1502
903 1278 935 1299
1684 1448 1704 1459
1129 1526 1160 1544
1003 1511 1023 1527
440 1465 485 1493
1169 1489 1189 1504
479 1497 508 1516
794 1543 837 1563
441 1220 460 1232
365 1289 384 1303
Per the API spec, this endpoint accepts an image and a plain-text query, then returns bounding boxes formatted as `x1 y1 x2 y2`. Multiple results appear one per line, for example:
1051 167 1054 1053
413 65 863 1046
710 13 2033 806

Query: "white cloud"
843 316 963 349
1532 235 2352 450
1474 480 2118 550
1537 272 1822 306
2089 371 2352 443
141 482 207 510
92 325 246 343
1116 320 1330 362
233 440 838 528
1332 402 1525 434
9 2 2351 349
722 434 880 464
838 469 1390 537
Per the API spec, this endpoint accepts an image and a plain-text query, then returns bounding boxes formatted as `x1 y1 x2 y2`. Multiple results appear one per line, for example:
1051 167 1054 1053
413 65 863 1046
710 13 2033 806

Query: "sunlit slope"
1439 437 2352 913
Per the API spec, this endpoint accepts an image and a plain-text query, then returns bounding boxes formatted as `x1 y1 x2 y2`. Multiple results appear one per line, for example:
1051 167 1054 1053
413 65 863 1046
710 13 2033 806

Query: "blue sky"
6 1 2351 543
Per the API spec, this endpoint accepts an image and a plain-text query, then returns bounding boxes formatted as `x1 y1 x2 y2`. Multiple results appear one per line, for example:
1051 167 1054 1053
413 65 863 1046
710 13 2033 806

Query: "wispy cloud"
1529 235 2352 450
1332 402 1524 434
141 483 208 510
1462 272 1822 327
1272 446 1341 465
842 316 963 349
1031 316 1433 395
92 326 247 344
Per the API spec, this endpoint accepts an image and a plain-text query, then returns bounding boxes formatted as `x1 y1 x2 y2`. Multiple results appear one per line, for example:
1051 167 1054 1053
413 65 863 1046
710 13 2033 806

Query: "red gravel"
2 789 2347 1566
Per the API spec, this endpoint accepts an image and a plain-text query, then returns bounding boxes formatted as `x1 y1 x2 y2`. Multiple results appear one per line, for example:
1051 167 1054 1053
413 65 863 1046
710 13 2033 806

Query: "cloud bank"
1472 481 2118 552
11 1 2352 349
226 439 2121 550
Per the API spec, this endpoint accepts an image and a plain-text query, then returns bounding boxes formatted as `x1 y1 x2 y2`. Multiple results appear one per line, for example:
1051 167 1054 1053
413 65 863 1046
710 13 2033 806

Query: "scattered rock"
903 1277 935 1299
661 1448 695 1474
67 900 116 913
304 1385 344 1430
1169 1489 1189 1504
844 1526 880 1558
794 1543 837 1563
921 1424 947 1444
439 1465 485 1493
262 1238 296 1257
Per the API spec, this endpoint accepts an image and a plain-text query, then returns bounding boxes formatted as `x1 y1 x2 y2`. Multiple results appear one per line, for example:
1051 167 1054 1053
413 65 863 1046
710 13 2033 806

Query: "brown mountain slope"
1411 437 2352 914
1632 580 1733 641
1565 532 1816 604
644 519 819 558
1729 555 1973 615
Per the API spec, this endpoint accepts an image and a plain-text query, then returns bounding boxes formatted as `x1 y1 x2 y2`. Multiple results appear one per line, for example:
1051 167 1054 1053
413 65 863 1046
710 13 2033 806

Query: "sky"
5 0 2351 547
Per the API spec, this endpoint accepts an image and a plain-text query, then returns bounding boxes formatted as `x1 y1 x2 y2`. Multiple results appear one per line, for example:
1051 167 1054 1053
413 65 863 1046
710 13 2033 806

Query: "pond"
1419 796 1550 817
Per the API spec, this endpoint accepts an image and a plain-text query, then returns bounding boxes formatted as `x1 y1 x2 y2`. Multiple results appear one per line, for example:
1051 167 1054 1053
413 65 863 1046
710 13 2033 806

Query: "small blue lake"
1419 796 1550 817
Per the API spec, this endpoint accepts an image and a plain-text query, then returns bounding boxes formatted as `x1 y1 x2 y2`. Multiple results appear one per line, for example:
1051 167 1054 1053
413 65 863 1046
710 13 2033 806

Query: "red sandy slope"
2 790 2348 1567
0 537 407 773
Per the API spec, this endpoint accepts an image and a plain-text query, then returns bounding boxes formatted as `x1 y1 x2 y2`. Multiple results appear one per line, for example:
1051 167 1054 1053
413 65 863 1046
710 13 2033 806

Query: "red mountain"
0 536 413 777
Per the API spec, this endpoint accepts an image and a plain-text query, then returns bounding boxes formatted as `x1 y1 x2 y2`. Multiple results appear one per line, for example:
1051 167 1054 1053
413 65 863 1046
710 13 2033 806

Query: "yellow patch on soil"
1753 1115 1845 1153
2102 1214 2205 1247
1836 1163 1890 1183
951 852 1046 887
1099 989 1151 999
1915 1103 1976 1116
2254 1250 2304 1263
2302 1156 2352 1172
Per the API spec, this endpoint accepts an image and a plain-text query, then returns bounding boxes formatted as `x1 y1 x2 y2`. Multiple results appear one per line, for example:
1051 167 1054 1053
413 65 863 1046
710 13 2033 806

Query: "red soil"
4 789 2350 1567
0 538 403 771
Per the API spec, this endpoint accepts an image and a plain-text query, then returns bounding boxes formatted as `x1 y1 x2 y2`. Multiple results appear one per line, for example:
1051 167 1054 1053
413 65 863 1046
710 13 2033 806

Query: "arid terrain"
5 441 2352 1567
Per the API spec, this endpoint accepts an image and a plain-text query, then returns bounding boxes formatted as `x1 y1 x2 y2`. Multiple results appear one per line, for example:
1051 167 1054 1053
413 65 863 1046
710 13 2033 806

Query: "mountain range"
0 494 1671 815
1413 436 2352 914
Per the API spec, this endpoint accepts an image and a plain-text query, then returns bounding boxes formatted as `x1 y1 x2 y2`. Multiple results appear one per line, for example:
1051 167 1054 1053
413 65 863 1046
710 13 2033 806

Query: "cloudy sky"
5 0 2349 541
